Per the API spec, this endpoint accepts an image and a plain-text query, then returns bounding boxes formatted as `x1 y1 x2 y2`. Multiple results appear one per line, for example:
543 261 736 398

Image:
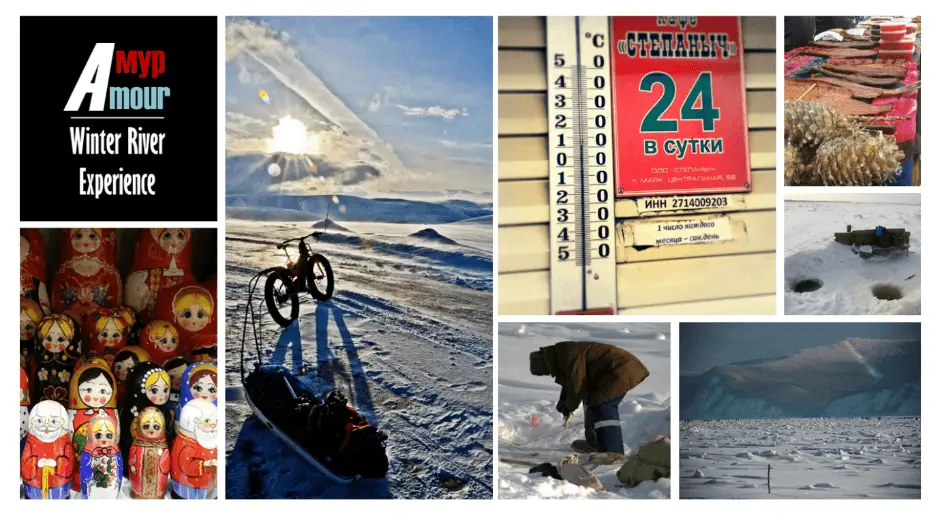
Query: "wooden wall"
497 17 777 315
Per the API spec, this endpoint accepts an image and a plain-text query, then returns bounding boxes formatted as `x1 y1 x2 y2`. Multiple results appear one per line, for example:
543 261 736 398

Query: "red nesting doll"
128 406 170 499
139 320 181 368
125 228 194 322
51 228 122 322
21 229 51 314
155 283 215 358
83 308 129 362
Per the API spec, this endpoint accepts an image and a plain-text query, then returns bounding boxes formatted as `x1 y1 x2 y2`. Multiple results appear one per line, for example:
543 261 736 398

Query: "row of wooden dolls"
20 358 218 499
20 228 213 330
21 304 217 407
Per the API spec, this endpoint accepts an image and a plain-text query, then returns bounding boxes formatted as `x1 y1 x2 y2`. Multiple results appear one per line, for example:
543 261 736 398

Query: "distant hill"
681 338 920 420
311 218 350 232
409 228 458 245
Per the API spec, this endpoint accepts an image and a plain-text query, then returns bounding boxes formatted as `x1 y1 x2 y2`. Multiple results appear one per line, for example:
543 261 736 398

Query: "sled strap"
281 375 297 400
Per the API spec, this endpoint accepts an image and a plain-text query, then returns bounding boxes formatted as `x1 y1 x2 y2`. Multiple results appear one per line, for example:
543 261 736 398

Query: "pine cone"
784 100 859 149
785 143 804 184
811 132 904 185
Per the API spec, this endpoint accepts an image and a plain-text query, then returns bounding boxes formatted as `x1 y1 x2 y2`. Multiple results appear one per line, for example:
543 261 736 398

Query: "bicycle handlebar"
276 231 322 249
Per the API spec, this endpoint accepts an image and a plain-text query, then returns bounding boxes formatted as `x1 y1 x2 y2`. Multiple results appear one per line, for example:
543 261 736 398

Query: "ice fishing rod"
546 17 618 315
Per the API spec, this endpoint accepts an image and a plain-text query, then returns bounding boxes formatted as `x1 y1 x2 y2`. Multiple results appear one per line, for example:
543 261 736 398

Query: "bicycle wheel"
306 253 335 302
264 269 299 327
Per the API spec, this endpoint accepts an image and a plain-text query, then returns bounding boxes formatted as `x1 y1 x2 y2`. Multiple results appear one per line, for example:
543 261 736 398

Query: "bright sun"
267 116 315 155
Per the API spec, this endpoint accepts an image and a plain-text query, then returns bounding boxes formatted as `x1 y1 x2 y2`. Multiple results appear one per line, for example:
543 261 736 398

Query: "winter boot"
571 439 598 453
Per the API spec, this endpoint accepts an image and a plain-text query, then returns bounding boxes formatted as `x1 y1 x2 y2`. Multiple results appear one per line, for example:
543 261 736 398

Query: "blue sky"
680 322 920 374
225 17 493 195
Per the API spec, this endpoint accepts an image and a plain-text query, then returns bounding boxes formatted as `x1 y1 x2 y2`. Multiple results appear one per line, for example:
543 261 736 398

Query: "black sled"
239 271 389 484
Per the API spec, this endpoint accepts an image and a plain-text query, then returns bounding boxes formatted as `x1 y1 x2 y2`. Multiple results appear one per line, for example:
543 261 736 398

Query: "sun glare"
267 116 315 155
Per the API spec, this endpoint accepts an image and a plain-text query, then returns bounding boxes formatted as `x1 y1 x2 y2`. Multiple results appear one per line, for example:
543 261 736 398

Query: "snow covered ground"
496 323 671 499
680 417 920 499
785 199 920 315
224 218 493 499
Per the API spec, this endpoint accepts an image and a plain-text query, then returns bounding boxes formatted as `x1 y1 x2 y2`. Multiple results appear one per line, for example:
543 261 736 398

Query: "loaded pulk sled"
239 262 388 484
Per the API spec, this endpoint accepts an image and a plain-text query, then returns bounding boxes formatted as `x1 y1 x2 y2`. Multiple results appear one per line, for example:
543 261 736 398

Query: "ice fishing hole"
872 284 904 301
792 279 823 293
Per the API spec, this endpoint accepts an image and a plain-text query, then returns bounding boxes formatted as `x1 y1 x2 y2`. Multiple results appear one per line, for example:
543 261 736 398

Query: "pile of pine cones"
784 100 905 186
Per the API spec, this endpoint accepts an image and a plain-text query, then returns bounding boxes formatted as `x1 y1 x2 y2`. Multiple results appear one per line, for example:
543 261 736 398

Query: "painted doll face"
113 359 135 382
20 236 28 264
98 319 123 348
91 424 117 448
79 373 113 408
168 365 187 391
146 377 170 405
42 322 69 353
71 229 101 254
177 302 209 332
191 374 217 402
156 329 178 353
30 404 67 443
158 229 188 255
139 415 163 439
20 311 37 341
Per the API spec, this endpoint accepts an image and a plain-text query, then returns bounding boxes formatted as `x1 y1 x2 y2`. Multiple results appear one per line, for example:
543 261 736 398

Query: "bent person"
529 341 649 454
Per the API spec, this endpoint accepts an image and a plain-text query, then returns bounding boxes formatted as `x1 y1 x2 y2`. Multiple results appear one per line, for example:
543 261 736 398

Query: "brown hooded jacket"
537 341 650 414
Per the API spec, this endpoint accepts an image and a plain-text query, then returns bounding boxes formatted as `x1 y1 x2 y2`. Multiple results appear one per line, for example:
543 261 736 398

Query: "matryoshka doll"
21 400 74 499
68 358 118 492
140 320 181 367
20 297 43 371
79 414 122 499
128 406 170 499
83 309 128 361
20 368 30 453
171 398 217 499
163 357 192 441
20 229 51 314
51 228 122 322
156 283 215 358
111 346 150 409
116 305 141 346
125 228 194 322
119 363 170 471
32 313 81 407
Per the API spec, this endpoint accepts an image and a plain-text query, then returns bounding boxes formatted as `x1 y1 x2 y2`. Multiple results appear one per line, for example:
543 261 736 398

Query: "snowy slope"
785 200 920 315
226 193 492 225
680 338 920 420
225 219 493 499
497 323 671 499
681 417 920 499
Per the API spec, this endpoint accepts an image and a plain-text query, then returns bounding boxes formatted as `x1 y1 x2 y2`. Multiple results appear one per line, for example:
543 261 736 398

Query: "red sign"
611 16 752 196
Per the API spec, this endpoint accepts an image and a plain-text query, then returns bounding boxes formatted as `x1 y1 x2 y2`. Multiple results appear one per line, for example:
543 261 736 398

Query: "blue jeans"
584 396 625 454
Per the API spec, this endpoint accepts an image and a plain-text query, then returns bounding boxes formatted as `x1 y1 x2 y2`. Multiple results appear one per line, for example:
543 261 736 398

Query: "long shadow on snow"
227 307 391 498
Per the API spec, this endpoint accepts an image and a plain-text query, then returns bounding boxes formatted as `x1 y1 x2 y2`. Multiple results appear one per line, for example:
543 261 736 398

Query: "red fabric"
170 434 216 489
21 433 74 488
785 49 919 143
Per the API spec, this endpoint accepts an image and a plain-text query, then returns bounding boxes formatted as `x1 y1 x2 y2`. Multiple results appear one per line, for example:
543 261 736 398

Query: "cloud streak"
396 104 468 120
226 18 408 175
